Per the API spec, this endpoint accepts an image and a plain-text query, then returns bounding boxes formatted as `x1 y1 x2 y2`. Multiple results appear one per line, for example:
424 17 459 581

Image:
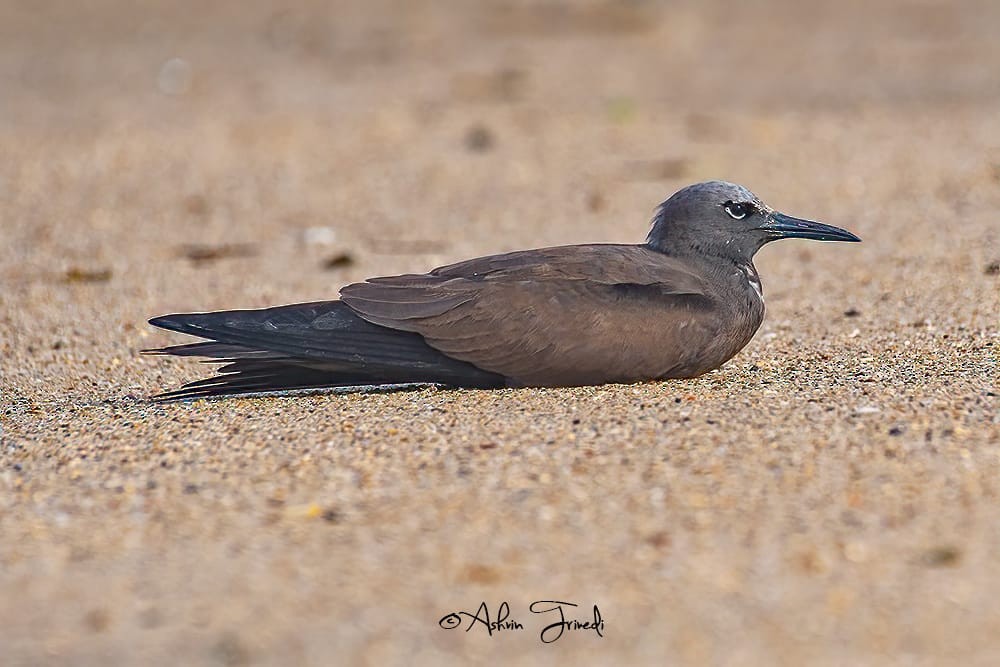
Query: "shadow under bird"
146 180 860 400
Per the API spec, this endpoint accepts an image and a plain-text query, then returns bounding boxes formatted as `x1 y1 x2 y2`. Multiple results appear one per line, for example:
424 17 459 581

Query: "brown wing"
339 245 724 386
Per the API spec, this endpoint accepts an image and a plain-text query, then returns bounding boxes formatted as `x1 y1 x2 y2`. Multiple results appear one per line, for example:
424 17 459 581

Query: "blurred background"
2 1 999 664
3 0 998 325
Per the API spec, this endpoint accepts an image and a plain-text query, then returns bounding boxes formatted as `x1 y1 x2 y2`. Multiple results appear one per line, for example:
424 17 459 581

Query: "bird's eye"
723 201 753 220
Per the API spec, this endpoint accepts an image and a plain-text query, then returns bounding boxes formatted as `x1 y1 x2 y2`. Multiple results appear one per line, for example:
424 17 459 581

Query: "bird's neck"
645 240 762 298
645 239 755 271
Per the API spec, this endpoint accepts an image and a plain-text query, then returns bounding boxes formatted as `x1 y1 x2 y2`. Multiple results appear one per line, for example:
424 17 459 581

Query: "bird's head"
646 180 860 261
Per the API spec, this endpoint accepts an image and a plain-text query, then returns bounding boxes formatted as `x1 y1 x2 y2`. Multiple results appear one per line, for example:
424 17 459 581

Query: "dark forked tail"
144 301 504 400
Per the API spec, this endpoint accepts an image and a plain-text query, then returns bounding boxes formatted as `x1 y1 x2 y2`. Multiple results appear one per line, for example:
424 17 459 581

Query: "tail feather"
144 341 281 360
152 363 419 401
145 300 504 400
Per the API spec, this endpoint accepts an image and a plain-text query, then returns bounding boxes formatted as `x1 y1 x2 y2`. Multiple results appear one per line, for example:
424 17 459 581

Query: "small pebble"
464 125 494 152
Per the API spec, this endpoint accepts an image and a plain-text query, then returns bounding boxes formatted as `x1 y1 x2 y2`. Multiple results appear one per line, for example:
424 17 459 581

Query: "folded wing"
341 245 720 386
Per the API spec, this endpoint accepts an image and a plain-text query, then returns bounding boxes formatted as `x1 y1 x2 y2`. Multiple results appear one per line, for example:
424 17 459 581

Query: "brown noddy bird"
146 180 860 400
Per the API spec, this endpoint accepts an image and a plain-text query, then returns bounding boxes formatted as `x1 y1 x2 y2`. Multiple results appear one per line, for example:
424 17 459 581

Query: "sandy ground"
1 1 998 664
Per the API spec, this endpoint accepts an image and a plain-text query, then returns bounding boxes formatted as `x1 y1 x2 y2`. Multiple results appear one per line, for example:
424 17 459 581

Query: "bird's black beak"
761 212 861 242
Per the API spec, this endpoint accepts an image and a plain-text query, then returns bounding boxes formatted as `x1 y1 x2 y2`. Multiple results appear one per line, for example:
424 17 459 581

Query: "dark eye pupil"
725 202 749 218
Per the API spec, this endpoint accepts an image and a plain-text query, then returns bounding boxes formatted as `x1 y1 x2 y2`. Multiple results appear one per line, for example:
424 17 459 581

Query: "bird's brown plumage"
340 245 763 386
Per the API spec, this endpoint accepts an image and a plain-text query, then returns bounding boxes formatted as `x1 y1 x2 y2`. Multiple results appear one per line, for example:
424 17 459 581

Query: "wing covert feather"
340 245 724 385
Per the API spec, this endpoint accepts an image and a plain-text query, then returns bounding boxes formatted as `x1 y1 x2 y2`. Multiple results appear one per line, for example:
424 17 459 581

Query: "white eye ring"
724 202 749 220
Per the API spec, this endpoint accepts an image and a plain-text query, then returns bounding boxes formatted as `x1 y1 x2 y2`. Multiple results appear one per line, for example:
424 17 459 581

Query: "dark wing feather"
146 301 504 399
